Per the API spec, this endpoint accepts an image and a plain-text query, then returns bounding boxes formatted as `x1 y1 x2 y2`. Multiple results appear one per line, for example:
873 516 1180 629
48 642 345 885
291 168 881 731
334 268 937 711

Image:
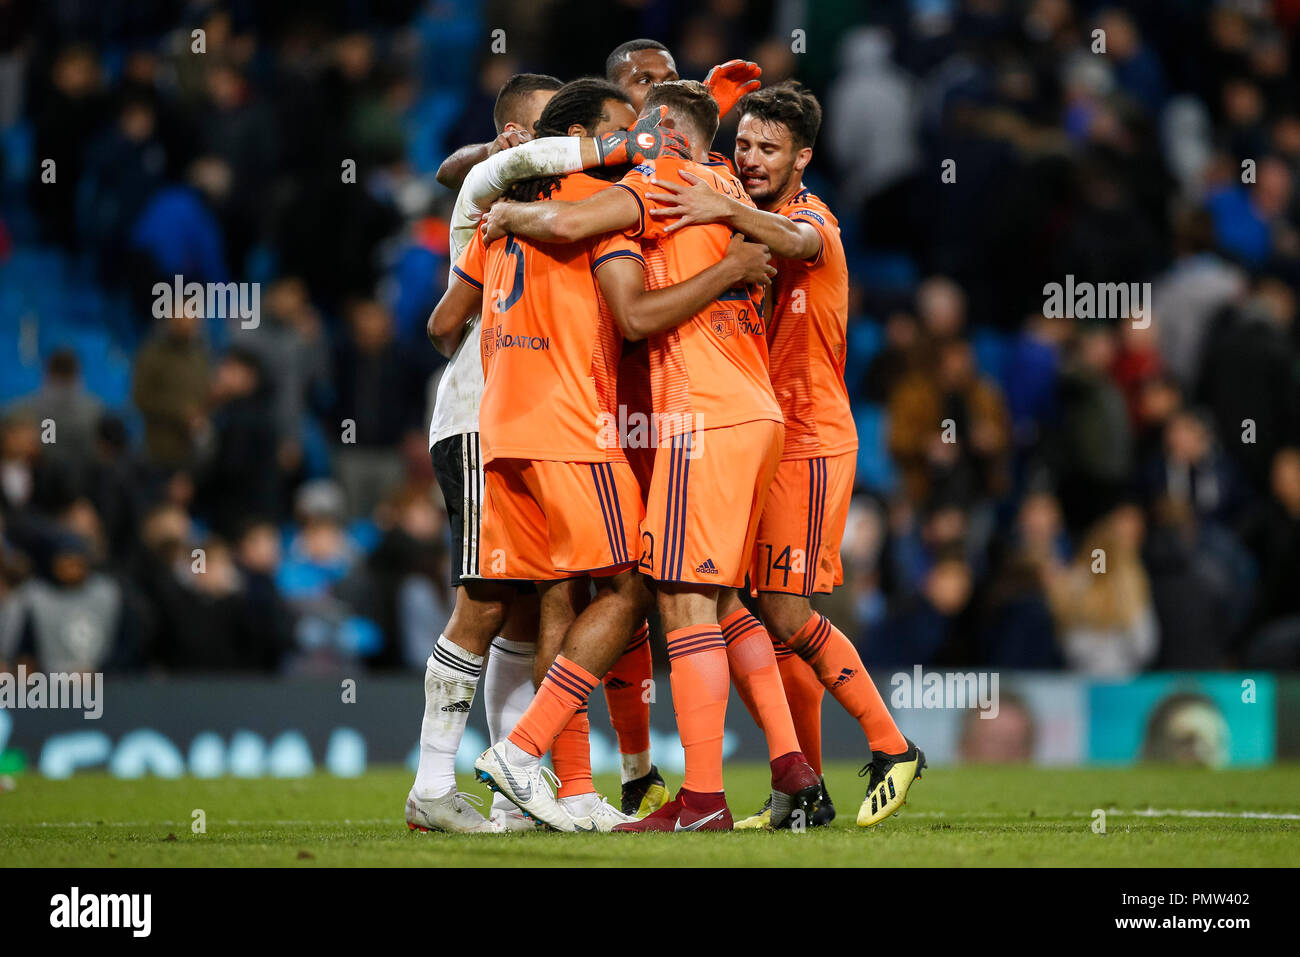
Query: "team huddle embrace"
409 39 924 835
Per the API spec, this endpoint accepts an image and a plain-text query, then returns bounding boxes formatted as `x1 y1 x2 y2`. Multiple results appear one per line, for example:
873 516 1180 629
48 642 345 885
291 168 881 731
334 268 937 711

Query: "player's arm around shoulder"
467 134 619 206
732 203 821 262
481 184 642 244
438 128 540 190
644 171 820 261
437 141 495 190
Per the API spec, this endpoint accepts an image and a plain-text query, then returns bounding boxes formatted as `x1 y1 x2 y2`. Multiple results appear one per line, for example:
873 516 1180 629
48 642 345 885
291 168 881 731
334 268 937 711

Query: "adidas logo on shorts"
695 558 720 575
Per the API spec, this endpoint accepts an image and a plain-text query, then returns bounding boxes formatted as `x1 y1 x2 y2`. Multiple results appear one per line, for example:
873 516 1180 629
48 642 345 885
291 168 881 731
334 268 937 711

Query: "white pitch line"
22 819 397 828
909 806 1300 821
906 809 1300 821
1098 808 1300 821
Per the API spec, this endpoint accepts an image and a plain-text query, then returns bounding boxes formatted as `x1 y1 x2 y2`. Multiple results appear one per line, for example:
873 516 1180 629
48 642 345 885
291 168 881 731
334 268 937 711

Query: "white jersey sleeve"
447 136 586 263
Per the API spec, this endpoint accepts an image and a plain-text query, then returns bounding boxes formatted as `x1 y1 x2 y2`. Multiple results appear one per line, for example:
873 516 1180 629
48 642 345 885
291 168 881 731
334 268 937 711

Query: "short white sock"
485 637 536 812
502 737 540 769
559 792 599 816
621 749 652 784
413 636 483 798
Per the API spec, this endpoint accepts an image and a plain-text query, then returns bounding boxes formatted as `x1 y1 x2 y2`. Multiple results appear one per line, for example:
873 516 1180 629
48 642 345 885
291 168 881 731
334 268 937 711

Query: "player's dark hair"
736 80 822 150
504 78 633 202
644 79 718 153
493 73 563 134
605 39 670 82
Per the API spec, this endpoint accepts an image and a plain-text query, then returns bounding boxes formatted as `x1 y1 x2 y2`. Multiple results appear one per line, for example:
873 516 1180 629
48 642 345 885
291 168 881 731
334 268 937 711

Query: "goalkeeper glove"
703 59 762 117
595 106 690 166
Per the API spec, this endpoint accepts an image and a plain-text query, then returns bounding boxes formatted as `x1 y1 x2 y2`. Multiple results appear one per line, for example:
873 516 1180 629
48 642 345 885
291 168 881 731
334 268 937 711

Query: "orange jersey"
766 188 857 459
453 173 643 464
616 156 781 439
705 151 734 174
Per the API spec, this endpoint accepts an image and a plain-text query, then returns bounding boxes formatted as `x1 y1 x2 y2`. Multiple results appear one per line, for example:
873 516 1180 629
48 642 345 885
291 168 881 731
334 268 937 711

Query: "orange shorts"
480 458 643 581
638 419 784 588
751 451 855 595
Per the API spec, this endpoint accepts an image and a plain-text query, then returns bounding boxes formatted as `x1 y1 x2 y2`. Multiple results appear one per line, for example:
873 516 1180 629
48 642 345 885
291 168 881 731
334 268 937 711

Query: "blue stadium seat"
243 243 278 287
852 401 897 494
0 120 33 188
347 519 381 554
70 329 133 410
0 349 41 403
406 90 468 176
10 247 66 286
389 243 444 341
0 286 20 328
970 325 1010 384
844 317 884 391
299 418 333 481
850 251 919 292
0 244 139 407
415 3 481 96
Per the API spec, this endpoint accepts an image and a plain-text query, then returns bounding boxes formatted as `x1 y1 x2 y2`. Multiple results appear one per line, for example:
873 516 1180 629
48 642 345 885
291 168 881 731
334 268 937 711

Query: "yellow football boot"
734 796 773 830
621 765 671 819
856 739 926 827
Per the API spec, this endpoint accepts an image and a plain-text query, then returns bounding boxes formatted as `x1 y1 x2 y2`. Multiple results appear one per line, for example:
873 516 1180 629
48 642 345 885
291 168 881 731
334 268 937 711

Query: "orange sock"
775 642 826 775
787 612 906 755
720 608 801 761
553 706 593 797
731 661 762 729
665 625 729 794
508 655 597 758
603 621 652 755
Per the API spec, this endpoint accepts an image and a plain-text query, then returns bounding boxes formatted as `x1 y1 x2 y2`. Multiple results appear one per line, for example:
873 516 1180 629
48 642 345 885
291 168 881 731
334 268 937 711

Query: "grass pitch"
1 763 1296 867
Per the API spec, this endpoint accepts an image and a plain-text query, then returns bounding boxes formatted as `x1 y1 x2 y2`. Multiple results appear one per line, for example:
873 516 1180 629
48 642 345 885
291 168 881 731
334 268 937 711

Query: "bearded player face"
733 113 805 206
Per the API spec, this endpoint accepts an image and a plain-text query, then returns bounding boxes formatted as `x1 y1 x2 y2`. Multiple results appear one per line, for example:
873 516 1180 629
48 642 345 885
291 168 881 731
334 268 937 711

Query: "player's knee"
716 587 745 620
597 569 653 619
655 581 715 629
452 583 510 637
500 594 539 643
757 591 812 643
540 577 587 625
617 571 653 618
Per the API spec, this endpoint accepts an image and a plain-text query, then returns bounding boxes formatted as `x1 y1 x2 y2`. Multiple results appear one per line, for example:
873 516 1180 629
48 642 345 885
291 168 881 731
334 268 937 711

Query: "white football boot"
406 789 504 834
563 792 636 833
473 744 575 832
489 804 540 831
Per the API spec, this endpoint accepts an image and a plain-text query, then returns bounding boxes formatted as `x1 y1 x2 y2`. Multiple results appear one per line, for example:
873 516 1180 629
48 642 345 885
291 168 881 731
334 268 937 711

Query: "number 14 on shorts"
761 545 807 590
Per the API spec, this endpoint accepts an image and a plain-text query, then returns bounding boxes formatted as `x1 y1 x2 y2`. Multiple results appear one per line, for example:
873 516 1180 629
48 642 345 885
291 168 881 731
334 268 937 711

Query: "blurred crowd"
1 0 1299 677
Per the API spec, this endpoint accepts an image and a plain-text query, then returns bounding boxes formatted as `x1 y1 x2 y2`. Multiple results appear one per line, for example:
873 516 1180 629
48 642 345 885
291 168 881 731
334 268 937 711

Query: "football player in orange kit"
433 79 774 831
601 39 761 817
642 81 927 829
481 80 822 832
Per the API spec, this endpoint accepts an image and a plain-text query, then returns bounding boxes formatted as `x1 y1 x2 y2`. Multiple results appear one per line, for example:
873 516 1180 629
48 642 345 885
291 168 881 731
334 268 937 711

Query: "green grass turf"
1 763 1297 867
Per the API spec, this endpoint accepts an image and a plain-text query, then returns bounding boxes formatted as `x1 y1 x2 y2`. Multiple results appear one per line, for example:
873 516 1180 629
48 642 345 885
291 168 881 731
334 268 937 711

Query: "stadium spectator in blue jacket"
128 156 231 290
